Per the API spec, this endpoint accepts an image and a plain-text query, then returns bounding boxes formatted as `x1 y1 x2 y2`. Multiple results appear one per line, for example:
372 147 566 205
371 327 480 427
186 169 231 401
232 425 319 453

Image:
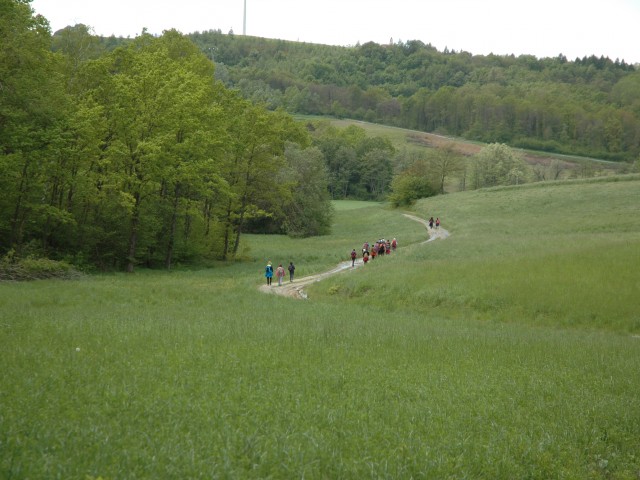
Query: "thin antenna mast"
243 0 247 35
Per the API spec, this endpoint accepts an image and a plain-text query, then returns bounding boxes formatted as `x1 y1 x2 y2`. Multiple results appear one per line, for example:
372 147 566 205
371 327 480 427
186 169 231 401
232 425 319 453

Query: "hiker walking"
275 264 286 286
429 217 434 229
350 249 357 267
436 217 440 229
265 261 274 286
391 238 397 251
363 251 369 264
288 262 295 282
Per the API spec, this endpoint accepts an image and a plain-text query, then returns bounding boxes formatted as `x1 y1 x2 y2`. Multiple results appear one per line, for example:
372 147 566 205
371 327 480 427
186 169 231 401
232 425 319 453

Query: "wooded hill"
2 0 639 273
186 30 640 163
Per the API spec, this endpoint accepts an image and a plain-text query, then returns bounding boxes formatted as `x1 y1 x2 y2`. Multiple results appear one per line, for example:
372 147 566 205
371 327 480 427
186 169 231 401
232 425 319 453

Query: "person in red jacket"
350 249 357 267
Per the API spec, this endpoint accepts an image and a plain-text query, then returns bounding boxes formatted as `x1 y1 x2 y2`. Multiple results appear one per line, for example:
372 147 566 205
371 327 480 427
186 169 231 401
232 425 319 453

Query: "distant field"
299 115 627 177
1 177 639 478
331 199 382 211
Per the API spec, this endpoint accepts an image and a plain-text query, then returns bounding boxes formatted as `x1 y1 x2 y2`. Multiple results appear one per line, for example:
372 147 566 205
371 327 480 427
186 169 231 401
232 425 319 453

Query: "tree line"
188 30 640 163
0 2 332 271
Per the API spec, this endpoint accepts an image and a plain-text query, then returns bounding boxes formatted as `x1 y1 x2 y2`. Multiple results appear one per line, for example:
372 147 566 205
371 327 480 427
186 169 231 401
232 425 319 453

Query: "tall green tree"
220 101 308 258
360 149 393 199
280 143 333 237
0 0 71 254
429 143 464 193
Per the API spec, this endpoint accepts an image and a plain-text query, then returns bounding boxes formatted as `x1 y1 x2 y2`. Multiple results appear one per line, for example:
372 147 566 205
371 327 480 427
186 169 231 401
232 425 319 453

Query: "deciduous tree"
280 143 333 237
469 143 530 189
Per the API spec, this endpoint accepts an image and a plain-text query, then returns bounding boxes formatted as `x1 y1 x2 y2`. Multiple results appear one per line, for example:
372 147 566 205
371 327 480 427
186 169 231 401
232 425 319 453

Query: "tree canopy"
187 31 639 162
0 2 331 271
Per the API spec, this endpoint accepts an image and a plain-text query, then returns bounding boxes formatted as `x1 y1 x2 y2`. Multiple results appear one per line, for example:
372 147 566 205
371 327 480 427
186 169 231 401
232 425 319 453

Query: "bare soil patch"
406 131 577 169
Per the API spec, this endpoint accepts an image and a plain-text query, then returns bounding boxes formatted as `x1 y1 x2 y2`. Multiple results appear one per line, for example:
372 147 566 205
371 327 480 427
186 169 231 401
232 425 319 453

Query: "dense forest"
188 30 640 162
2 0 639 273
0 1 332 272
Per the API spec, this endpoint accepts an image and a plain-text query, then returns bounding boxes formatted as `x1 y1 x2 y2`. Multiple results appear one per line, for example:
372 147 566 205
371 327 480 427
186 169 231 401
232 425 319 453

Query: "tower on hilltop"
243 0 247 35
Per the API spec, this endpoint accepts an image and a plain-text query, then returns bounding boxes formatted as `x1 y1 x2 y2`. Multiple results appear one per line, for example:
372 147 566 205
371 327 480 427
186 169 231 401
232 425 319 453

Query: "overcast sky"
31 0 640 64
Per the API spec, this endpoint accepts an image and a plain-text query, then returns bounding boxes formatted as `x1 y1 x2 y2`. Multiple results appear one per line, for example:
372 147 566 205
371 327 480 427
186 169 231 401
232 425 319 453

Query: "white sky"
31 0 640 64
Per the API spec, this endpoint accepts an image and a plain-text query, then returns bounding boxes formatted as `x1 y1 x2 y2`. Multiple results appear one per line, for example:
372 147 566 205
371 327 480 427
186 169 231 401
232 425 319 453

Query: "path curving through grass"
259 213 449 299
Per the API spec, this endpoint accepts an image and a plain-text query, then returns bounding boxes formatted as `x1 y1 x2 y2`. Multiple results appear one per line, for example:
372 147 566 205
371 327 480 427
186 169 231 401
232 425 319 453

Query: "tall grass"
1 180 639 478
315 177 640 333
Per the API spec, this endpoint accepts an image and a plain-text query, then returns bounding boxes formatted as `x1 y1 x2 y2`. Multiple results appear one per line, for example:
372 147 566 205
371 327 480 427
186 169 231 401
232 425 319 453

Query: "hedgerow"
0 251 82 281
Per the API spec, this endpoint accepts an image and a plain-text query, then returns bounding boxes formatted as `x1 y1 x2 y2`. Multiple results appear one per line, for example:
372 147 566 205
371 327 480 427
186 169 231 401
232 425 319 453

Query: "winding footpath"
258 214 449 299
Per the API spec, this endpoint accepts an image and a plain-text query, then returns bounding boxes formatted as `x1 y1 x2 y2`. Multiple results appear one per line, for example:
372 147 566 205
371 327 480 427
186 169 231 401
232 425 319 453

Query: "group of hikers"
264 236 399 286
264 216 442 284
351 237 397 266
264 261 295 286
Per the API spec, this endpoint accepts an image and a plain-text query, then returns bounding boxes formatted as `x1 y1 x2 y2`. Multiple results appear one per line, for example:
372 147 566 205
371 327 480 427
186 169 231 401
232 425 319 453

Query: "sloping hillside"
323 117 629 177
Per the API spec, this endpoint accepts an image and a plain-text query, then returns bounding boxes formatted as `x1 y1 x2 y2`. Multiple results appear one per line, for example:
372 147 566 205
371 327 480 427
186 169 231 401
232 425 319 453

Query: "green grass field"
1 177 639 479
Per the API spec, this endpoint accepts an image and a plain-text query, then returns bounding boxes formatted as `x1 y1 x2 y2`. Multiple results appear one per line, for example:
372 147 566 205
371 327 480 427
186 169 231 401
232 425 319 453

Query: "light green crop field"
1 177 639 479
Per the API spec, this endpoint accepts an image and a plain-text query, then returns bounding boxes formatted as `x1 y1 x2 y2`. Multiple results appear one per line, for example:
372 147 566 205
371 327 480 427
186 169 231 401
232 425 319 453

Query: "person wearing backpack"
288 262 296 282
350 249 357 267
265 261 274 286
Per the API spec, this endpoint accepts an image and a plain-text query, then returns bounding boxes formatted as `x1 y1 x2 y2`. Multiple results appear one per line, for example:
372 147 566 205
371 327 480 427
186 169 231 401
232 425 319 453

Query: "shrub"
0 251 82 281
388 174 435 206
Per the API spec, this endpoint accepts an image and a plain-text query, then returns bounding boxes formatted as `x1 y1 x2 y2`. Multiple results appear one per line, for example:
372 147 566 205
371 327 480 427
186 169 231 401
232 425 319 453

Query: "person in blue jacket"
265 261 274 286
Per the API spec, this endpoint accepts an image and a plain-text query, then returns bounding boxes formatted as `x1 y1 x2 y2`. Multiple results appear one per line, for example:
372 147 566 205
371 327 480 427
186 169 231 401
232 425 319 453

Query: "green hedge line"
0 254 83 281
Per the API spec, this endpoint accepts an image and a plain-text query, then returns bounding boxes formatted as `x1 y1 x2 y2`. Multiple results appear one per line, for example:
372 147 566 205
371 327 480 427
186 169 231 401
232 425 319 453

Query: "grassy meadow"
1 176 639 479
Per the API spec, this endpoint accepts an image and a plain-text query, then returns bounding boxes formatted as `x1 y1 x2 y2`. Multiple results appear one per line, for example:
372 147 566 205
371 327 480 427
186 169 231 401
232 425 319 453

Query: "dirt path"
401 214 450 243
258 214 449 300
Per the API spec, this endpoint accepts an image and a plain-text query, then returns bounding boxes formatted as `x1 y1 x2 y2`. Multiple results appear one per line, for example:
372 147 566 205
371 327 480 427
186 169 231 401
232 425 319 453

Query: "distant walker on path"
288 262 295 282
276 264 286 286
